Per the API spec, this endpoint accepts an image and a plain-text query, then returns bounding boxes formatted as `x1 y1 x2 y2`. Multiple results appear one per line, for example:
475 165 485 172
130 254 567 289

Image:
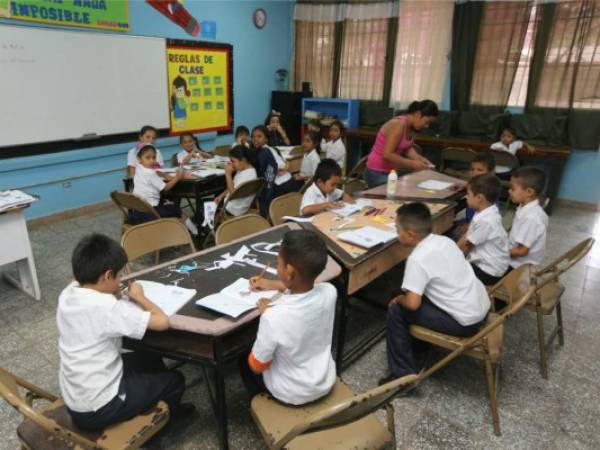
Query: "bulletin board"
166 39 233 135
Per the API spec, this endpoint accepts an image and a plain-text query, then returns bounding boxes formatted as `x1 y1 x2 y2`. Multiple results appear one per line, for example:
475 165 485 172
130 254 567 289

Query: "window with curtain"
470 1 536 107
293 20 335 97
389 0 454 109
534 0 600 109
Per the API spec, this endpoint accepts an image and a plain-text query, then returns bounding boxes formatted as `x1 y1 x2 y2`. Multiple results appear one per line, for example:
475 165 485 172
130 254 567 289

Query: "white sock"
185 217 198 235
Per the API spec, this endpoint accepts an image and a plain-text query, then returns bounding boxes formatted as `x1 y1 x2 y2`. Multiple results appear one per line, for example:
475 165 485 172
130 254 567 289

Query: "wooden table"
121 224 341 450
346 128 571 214
301 198 456 369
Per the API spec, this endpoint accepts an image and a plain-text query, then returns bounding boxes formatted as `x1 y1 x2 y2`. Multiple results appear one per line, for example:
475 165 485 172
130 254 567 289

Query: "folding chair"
0 368 169 450
214 178 265 229
269 192 303 225
215 214 271 245
110 191 160 234
343 155 368 195
440 147 476 180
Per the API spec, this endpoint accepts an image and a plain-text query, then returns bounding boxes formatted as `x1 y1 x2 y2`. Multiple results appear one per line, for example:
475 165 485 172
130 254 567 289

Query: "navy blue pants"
387 298 483 377
127 203 182 225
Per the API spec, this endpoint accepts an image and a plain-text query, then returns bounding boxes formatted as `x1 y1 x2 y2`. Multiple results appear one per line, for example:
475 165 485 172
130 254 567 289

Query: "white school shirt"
133 165 165 206
490 140 523 155
126 146 164 167
57 282 150 412
466 205 510 277
322 139 346 170
509 199 548 268
402 234 490 326
176 149 203 165
251 283 337 405
224 167 258 216
299 149 321 178
300 182 343 214
268 146 293 185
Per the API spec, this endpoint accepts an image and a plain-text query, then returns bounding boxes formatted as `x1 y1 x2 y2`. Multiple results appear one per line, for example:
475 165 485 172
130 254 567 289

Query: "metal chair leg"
485 358 501 436
556 302 565 346
536 307 548 379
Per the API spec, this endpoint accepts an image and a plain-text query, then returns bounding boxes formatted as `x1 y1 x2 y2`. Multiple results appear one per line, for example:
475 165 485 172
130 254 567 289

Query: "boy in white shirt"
241 230 337 405
384 203 490 380
57 234 190 431
458 174 509 285
300 159 354 216
126 125 164 177
508 167 548 269
490 127 534 156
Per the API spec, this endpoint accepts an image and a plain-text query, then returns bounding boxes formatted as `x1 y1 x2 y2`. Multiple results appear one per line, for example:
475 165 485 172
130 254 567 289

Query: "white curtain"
390 0 454 109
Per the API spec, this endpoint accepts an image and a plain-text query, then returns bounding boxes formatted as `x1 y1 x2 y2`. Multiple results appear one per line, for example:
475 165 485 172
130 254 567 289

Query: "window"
293 21 335 97
507 5 538 107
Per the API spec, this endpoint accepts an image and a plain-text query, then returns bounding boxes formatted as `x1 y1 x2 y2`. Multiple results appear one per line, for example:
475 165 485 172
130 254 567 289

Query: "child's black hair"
304 130 322 153
137 144 157 158
512 167 546 195
179 132 199 147
501 127 517 138
314 158 342 183
407 99 439 117
235 125 250 138
264 111 281 127
329 120 345 139
230 145 258 169
71 234 128 285
396 202 432 236
307 119 321 130
139 125 158 136
171 76 188 110
280 230 327 281
471 151 496 172
468 174 502 204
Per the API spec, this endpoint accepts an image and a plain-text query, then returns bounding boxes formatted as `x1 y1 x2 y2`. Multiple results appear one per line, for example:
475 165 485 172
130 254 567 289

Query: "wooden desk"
0 204 41 300
346 128 571 214
121 224 341 450
301 198 456 369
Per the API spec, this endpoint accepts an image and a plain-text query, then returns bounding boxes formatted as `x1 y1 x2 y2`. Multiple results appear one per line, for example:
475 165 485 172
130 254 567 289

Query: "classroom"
0 0 599 449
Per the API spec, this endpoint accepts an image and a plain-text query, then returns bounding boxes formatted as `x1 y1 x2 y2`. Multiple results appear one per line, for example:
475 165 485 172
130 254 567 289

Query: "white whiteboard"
0 25 170 148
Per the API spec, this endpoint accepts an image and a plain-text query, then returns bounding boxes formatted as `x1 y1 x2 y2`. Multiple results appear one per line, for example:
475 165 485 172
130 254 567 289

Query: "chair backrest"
290 145 305 156
225 178 265 203
347 155 368 180
121 218 195 267
491 150 519 171
215 214 271 245
269 192 303 225
440 147 476 170
271 374 420 449
299 177 313 194
110 191 160 218
0 368 99 449
214 145 231 157
536 237 594 284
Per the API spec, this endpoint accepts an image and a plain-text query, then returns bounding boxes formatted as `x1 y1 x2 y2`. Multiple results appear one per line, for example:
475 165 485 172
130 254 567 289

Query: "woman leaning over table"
364 99 438 188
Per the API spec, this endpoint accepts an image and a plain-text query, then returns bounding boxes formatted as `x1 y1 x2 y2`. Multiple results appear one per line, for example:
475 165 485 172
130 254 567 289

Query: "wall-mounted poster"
166 39 233 135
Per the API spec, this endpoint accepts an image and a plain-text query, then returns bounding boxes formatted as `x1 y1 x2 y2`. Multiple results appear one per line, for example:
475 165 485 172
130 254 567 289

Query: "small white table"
0 205 41 300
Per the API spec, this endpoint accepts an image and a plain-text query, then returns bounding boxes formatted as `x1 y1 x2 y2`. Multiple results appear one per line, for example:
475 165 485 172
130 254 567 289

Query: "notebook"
417 179 454 191
135 280 197 317
331 203 363 218
337 226 397 249
195 278 279 318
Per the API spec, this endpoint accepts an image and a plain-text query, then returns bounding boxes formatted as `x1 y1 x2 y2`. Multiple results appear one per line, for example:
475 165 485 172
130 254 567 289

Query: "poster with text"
166 42 232 134
0 0 129 32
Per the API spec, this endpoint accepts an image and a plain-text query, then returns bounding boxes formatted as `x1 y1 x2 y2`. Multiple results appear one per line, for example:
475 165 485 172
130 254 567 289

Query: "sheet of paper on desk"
0 190 37 212
281 215 313 223
136 280 197 316
337 226 397 249
156 167 179 173
332 203 363 218
355 198 372 208
192 169 225 178
417 180 454 191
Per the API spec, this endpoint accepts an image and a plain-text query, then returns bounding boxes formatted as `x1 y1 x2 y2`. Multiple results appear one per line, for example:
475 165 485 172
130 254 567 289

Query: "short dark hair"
71 234 128 285
280 230 327 281
469 174 502 204
235 125 250 137
396 202 432 236
137 144 157 158
407 99 439 117
501 127 517 138
471 151 496 172
330 120 345 135
139 125 158 136
513 167 546 195
314 158 342 183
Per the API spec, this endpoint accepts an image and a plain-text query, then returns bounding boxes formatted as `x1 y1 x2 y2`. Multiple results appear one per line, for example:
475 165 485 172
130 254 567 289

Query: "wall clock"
253 8 267 29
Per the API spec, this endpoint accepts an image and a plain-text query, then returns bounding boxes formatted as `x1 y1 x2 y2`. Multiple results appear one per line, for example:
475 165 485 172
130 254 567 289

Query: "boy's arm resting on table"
510 244 530 257
301 201 341 216
127 282 169 331
250 277 286 292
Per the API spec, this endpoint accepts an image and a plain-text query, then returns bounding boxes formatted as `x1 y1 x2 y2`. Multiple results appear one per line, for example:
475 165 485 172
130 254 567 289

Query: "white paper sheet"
281 215 314 223
337 226 397 249
136 280 196 316
331 203 363 218
417 180 454 191
0 190 37 212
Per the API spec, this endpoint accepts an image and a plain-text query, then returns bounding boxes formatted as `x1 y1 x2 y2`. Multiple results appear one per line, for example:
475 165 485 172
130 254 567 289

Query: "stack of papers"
337 226 397 249
134 280 197 316
0 190 37 212
417 180 454 191
195 278 279 318
331 203 363 218
192 168 226 178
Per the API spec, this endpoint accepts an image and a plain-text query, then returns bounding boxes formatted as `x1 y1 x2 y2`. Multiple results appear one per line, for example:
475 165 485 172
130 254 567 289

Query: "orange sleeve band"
248 352 271 373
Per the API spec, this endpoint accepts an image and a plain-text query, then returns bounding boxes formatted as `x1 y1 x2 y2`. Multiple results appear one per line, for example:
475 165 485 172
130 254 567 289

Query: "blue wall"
0 0 295 219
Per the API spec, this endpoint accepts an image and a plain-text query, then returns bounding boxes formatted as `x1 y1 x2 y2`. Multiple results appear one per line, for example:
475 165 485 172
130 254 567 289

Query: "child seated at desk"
508 167 548 270
213 145 258 216
241 229 337 405
295 130 322 183
383 203 490 382
491 127 534 156
57 234 191 431
232 125 250 148
176 132 213 165
321 120 346 172
126 125 163 177
458 174 509 286
131 145 198 235
300 158 353 216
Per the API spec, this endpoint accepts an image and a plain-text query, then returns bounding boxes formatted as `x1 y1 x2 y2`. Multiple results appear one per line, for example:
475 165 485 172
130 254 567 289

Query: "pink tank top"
367 116 414 173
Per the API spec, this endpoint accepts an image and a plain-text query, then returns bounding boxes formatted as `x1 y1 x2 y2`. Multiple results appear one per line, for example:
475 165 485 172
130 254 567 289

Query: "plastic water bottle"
386 170 397 197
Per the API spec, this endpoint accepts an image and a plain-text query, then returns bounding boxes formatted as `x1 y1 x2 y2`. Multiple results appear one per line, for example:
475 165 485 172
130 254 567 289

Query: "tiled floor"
1 204 599 449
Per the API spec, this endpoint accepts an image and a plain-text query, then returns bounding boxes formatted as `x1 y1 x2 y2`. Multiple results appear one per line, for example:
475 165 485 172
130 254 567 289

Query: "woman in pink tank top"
365 100 438 187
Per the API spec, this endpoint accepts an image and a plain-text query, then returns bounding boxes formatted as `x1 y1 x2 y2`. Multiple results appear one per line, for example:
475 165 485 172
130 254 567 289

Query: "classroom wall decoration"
0 0 129 32
166 39 233 135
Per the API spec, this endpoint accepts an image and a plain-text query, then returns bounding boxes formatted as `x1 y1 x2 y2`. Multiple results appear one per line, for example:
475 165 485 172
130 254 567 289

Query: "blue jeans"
364 167 390 188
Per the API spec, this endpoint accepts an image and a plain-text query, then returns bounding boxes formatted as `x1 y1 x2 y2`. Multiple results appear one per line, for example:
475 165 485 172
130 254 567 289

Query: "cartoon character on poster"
171 75 190 128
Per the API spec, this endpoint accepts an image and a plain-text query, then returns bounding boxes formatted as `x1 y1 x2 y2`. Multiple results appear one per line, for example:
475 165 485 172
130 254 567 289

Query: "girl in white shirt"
214 145 259 216
295 130 322 183
176 132 213 165
126 125 164 177
321 120 346 172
